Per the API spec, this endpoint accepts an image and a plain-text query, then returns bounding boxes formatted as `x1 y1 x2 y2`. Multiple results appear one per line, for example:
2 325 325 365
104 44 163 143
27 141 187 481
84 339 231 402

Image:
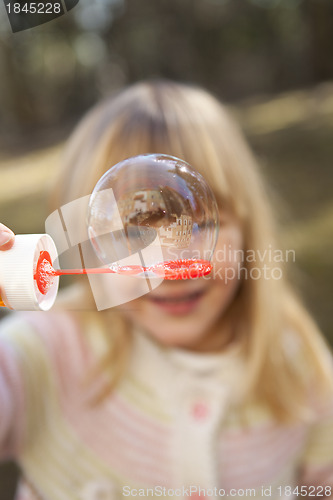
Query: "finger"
0 224 15 250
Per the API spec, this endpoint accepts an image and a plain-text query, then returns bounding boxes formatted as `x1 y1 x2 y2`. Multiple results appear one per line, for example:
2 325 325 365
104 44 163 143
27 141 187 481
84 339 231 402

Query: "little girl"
1 80 333 500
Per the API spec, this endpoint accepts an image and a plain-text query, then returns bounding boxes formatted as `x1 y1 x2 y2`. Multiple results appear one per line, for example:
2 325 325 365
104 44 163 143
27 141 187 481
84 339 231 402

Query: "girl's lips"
147 289 206 315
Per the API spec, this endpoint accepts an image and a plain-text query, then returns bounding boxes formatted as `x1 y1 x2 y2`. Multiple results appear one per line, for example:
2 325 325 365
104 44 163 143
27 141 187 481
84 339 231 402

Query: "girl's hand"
0 224 15 251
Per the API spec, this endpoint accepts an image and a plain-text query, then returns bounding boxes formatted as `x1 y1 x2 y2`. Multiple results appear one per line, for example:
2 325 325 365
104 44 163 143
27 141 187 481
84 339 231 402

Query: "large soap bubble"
87 154 219 279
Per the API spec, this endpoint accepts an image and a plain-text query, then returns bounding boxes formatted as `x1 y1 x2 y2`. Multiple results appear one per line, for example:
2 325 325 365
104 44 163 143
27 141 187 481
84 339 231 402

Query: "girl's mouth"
147 289 206 315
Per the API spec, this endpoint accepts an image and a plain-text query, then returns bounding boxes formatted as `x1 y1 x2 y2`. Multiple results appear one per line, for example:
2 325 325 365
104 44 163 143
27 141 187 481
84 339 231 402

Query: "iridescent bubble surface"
87 154 219 279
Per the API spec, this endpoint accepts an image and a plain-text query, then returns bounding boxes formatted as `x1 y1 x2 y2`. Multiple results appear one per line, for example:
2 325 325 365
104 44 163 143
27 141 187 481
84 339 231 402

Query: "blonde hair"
54 80 333 420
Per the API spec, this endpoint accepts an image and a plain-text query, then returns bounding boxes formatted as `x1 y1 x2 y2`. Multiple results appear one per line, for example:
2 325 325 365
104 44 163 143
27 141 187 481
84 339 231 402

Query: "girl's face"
118 213 244 352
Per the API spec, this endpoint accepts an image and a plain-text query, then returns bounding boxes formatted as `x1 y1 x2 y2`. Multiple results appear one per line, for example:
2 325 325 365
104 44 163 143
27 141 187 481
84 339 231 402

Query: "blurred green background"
0 0 333 497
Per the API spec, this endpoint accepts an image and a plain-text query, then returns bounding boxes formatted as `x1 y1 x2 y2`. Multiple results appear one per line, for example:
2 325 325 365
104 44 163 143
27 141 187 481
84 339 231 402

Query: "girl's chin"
139 309 212 349
145 326 204 349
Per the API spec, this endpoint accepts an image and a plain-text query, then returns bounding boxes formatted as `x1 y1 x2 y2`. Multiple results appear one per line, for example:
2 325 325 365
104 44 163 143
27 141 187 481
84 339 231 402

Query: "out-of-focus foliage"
1 0 333 150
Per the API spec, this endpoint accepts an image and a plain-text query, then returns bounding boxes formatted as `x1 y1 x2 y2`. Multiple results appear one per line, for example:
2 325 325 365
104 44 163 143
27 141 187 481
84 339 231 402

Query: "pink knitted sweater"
0 311 332 500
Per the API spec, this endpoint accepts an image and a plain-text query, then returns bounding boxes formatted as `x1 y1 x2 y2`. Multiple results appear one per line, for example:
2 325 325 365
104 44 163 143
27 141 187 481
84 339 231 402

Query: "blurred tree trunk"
0 461 20 500
0 40 32 130
303 0 333 81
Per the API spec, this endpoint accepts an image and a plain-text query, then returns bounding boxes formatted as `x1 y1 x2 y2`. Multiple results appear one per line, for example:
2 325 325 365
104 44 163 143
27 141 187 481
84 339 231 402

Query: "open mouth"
147 289 206 315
